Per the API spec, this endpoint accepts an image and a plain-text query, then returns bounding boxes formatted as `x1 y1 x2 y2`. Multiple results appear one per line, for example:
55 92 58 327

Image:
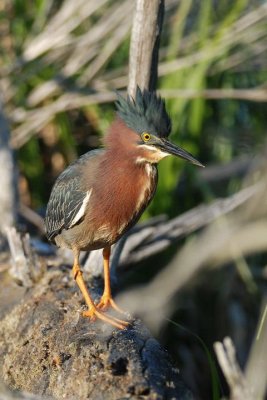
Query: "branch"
0 106 17 247
116 183 261 267
214 301 267 400
214 337 252 400
10 84 267 149
6 227 44 287
160 88 267 102
115 174 267 332
245 301 267 399
128 0 164 96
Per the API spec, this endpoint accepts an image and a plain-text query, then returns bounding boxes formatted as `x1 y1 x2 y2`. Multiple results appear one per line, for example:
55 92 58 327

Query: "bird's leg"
72 251 126 330
96 246 126 315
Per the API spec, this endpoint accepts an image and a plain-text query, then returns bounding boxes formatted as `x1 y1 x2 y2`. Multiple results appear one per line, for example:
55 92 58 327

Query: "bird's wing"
45 177 89 241
44 150 102 241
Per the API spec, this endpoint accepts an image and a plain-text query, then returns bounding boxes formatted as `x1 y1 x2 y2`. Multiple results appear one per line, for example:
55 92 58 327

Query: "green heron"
45 88 203 330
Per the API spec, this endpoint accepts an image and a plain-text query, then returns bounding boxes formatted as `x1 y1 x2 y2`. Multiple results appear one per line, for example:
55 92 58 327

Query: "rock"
0 264 193 400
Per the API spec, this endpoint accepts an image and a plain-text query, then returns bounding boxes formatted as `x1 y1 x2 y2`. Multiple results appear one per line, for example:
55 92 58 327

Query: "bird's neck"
89 119 158 239
103 118 139 155
100 117 158 195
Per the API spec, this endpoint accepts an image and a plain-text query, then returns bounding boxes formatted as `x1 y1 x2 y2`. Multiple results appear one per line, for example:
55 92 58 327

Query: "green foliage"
2 0 267 218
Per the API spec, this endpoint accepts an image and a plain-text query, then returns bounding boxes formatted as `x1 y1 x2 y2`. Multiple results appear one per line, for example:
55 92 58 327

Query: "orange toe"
82 307 127 330
97 295 126 314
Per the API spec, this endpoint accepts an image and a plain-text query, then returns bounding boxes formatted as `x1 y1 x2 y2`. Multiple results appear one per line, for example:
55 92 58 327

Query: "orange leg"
96 246 127 315
72 251 127 330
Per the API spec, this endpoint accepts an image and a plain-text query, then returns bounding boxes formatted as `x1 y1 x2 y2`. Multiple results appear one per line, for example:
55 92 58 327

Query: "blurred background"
0 0 267 399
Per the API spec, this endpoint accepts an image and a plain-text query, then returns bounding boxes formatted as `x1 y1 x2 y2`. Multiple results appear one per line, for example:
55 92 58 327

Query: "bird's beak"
158 139 204 167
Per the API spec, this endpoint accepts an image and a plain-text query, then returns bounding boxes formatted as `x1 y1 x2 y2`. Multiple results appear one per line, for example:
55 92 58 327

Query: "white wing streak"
69 188 92 228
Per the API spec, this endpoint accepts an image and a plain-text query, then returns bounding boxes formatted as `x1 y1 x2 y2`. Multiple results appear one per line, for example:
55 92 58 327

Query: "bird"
44 87 204 330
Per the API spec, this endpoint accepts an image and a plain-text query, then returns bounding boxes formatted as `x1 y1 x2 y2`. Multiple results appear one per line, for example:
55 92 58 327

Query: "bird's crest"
115 87 172 138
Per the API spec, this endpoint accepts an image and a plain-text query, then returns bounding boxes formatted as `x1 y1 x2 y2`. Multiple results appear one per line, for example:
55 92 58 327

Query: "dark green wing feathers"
45 150 102 242
45 168 89 241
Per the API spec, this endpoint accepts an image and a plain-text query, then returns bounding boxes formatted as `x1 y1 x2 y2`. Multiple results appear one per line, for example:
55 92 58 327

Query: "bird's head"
115 87 204 167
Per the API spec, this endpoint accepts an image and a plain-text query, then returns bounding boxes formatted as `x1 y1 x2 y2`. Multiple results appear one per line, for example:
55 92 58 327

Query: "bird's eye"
142 132 151 142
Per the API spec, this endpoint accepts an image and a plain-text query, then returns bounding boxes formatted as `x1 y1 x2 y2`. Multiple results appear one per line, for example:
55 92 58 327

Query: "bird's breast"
133 163 157 218
84 161 158 248
112 162 157 240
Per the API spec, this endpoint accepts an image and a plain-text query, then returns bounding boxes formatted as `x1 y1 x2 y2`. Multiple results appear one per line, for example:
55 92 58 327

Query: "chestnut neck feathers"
103 118 138 154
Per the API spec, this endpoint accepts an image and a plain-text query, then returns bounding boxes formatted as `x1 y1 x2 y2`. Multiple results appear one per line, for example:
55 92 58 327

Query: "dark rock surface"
0 263 193 400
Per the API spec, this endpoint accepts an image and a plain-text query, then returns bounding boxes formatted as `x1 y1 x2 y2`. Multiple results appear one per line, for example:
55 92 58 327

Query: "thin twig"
19 203 45 234
214 337 252 400
245 299 267 400
160 88 267 102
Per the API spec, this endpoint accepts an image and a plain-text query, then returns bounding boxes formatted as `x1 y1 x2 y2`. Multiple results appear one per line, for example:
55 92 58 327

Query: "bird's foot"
96 294 126 314
96 295 130 327
82 306 128 330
